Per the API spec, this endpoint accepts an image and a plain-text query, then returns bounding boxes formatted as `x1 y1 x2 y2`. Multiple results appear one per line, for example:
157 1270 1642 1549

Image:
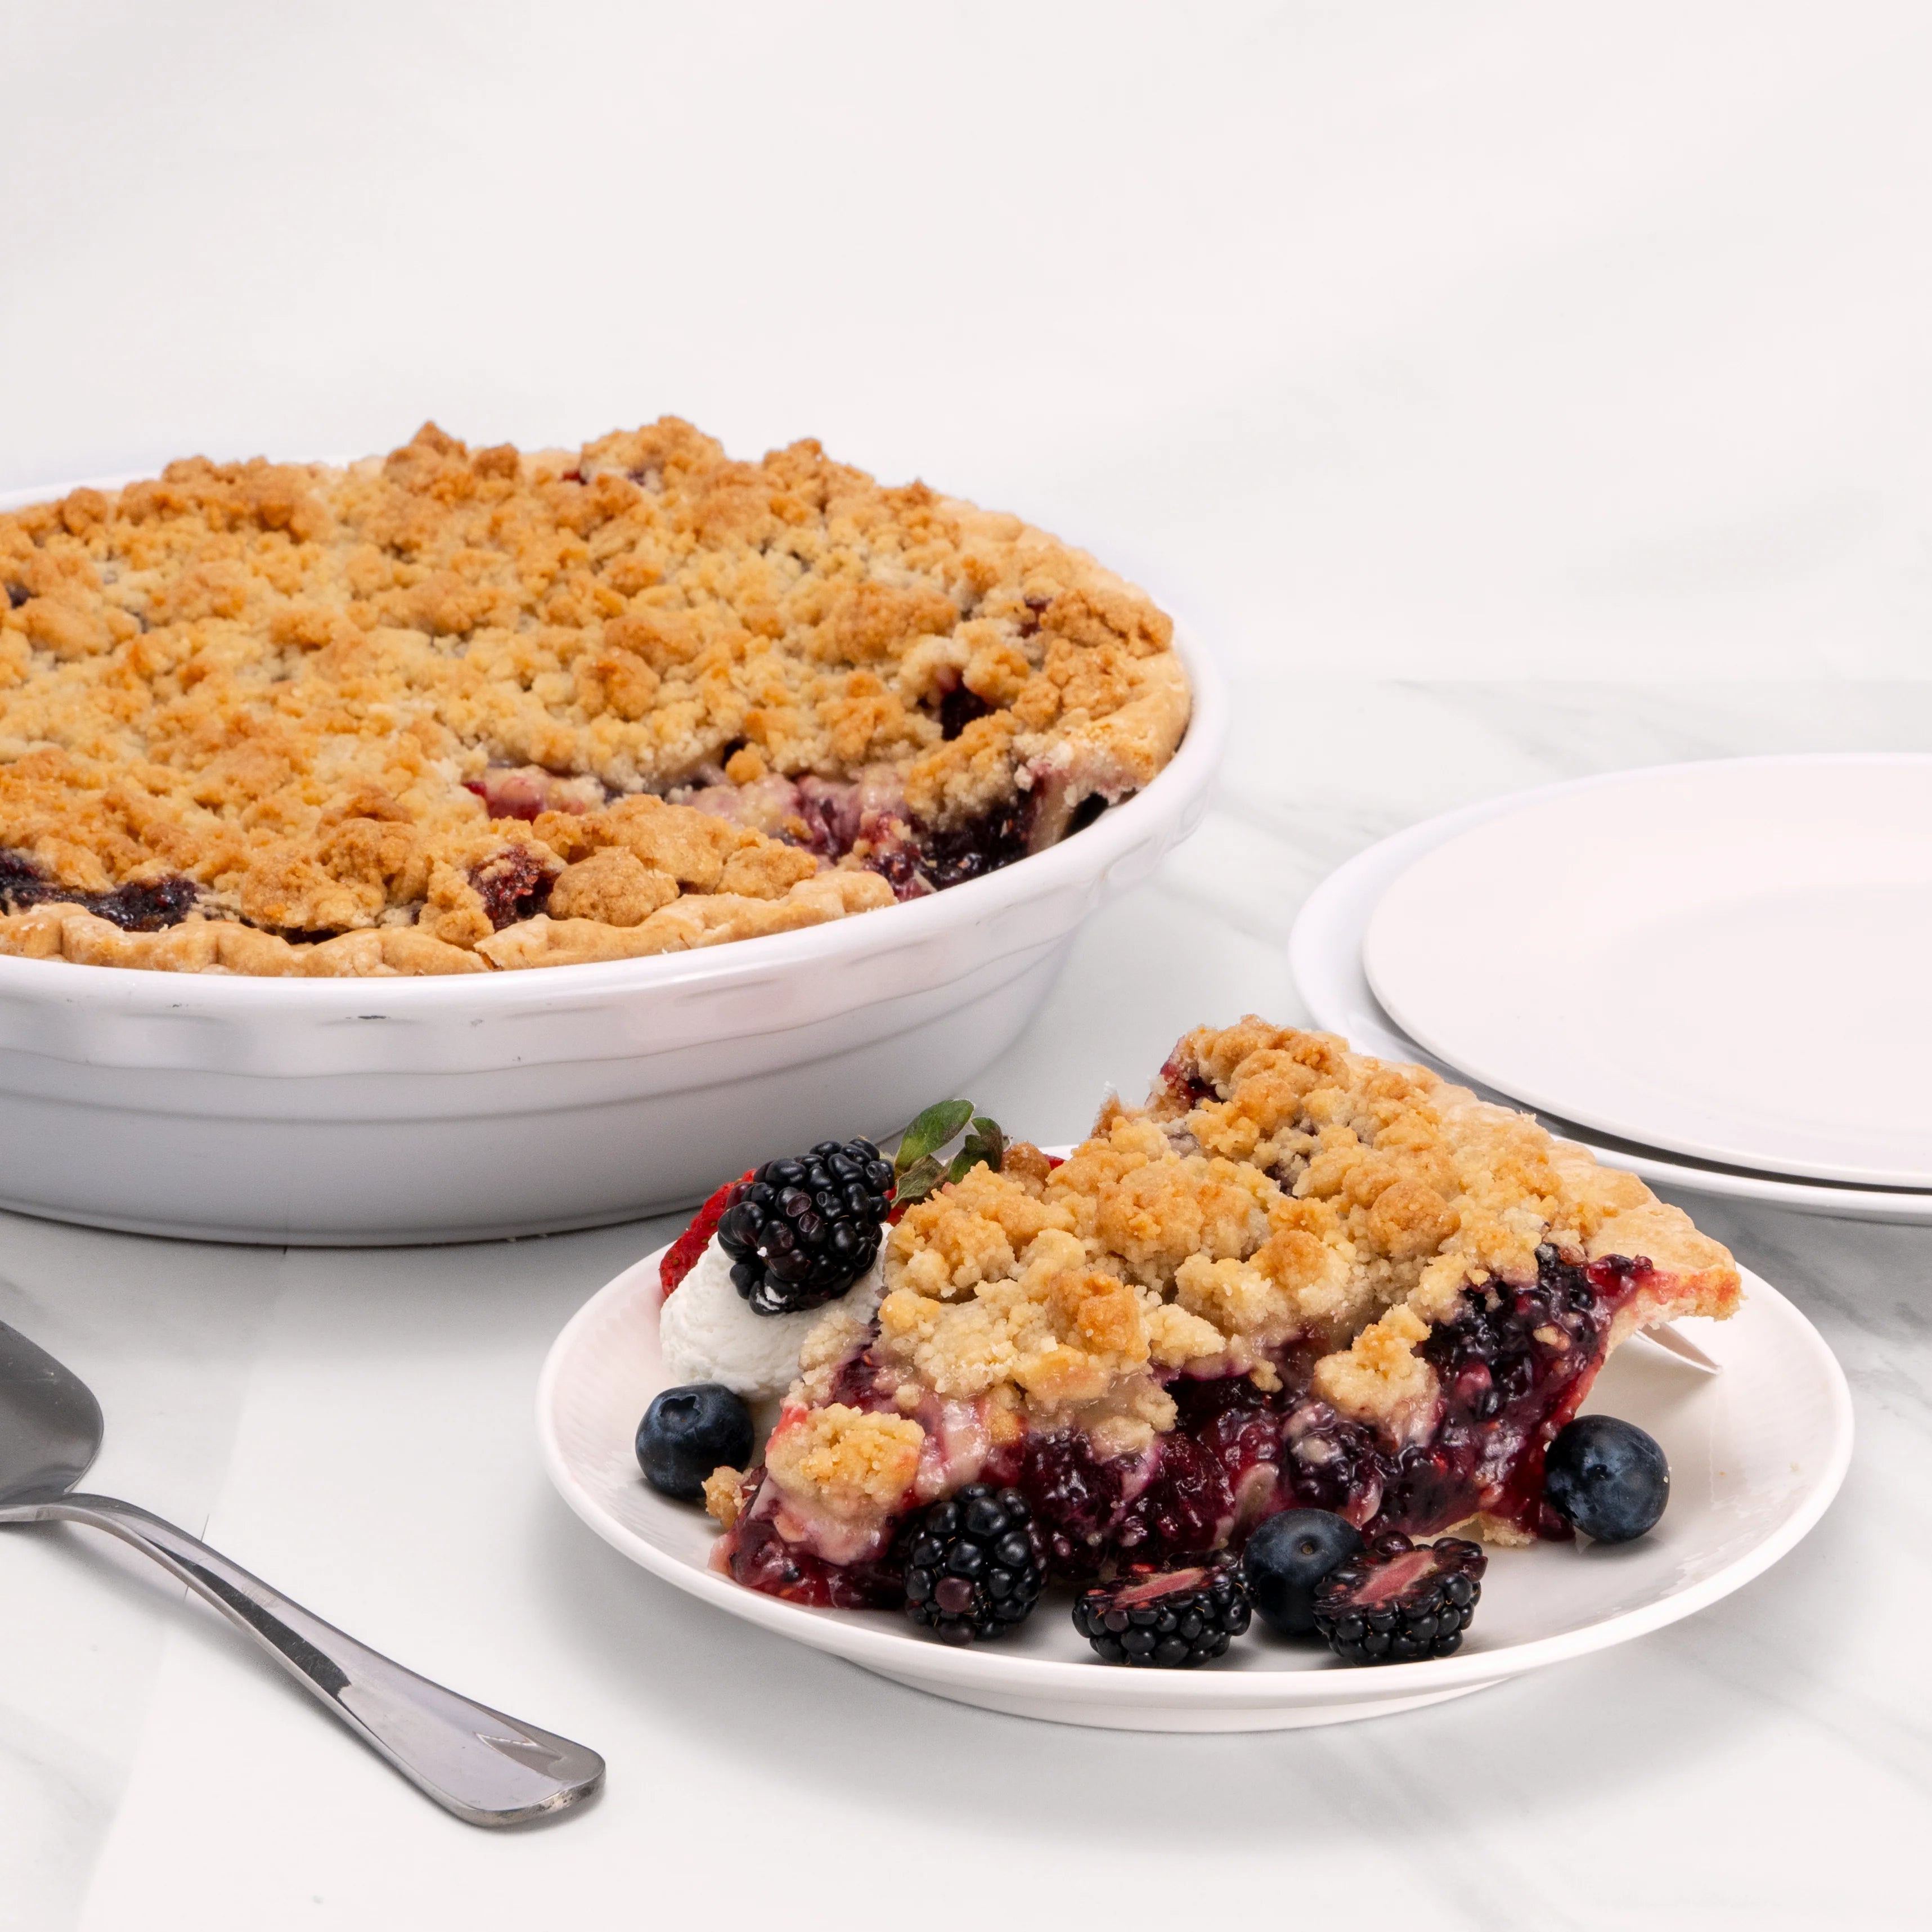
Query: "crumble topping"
762 1404 924 1523
0 420 1187 976
1311 1305 1439 1445
701 1464 752 1531
796 1296 894 1407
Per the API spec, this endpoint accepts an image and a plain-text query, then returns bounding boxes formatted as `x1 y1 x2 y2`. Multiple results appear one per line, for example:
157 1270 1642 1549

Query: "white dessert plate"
1289 776 1932 1223
537 1239 1850 1733
1363 756 1932 1189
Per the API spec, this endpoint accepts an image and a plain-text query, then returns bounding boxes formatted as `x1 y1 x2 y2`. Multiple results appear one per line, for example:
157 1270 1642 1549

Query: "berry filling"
468 847 555 930
671 744 1115 905
0 848 199 932
902 795 1037 893
717 1242 1657 1605
850 793 1041 902
937 684 994 740
463 765 604 821
718 1509 904 1611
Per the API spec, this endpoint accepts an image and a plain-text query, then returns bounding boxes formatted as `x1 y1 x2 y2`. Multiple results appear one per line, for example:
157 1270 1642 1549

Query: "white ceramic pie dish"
538 1240 1852 1733
0 477 1224 1245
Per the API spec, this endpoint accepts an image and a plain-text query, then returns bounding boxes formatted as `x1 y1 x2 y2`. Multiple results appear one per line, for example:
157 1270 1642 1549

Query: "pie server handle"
0 1491 604 1826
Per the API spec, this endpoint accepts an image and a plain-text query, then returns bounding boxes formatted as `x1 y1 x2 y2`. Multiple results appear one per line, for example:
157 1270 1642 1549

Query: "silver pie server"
0 1318 603 1827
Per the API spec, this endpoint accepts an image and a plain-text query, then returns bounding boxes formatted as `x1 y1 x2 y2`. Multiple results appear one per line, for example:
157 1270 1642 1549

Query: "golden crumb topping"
763 1403 924 1522
701 1464 752 1531
0 420 1187 976
865 1019 1740 1459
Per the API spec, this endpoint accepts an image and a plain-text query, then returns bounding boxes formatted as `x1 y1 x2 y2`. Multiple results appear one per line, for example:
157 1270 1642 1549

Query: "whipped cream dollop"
659 1231 887 1400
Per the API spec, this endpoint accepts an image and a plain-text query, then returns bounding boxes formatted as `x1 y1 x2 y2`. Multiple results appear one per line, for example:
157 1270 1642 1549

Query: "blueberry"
635 1382 754 1503
1544 1414 1669 1543
1242 1509 1364 1638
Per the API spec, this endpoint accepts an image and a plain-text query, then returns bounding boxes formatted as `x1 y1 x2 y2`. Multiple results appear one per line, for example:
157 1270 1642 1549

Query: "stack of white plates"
1288 754 1932 1223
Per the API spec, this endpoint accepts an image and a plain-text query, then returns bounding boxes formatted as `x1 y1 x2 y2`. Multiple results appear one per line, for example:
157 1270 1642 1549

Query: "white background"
3 5 1931 1927
9 1 1932 682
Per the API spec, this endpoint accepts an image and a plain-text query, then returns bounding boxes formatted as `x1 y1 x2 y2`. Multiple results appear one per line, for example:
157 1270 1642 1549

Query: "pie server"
0 1318 603 1827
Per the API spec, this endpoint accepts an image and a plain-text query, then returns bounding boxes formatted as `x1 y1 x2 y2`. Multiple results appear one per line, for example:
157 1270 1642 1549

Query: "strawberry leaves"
891 1099 1005 1208
950 1116 1005 1185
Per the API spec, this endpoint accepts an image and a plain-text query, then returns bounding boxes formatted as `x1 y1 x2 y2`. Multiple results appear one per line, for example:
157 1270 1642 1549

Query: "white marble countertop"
7 3 1932 1924
4 680 1929 1930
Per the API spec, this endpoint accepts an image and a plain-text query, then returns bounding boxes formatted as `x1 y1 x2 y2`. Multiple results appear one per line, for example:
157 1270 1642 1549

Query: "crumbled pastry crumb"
793 1299 883 1407
1156 1018 1738 1319
998 1139 1055 1189
1447 1512 1538 1549
702 1464 752 1530
0 421 1187 977
1143 1299 1230 1369
762 1403 924 1522
546 847 681 926
1310 1304 1438 1446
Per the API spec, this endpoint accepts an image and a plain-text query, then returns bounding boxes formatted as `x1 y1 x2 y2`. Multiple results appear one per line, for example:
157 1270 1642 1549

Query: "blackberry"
1072 1562 1252 1669
1311 1533 1486 1666
902 1485 1044 1645
715 1138 895 1316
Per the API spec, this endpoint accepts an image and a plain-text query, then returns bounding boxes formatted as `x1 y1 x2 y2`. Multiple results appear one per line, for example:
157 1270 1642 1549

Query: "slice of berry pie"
702 1018 1740 1608
0 419 1187 976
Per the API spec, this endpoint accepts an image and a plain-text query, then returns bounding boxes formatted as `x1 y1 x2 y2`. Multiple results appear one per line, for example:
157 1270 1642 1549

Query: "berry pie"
697 1018 1740 1610
0 420 1187 976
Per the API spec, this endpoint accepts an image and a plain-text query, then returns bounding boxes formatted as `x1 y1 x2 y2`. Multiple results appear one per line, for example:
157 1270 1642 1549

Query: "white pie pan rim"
536 1238 1851 1731
1288 758 1932 1222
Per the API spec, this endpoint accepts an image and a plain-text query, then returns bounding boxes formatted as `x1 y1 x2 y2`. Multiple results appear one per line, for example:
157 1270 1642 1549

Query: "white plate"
537 1241 1850 1732
1363 756 1932 1188
1289 778 1932 1223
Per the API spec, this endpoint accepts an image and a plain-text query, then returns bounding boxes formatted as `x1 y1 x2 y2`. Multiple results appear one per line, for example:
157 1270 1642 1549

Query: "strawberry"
660 1170 753 1297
